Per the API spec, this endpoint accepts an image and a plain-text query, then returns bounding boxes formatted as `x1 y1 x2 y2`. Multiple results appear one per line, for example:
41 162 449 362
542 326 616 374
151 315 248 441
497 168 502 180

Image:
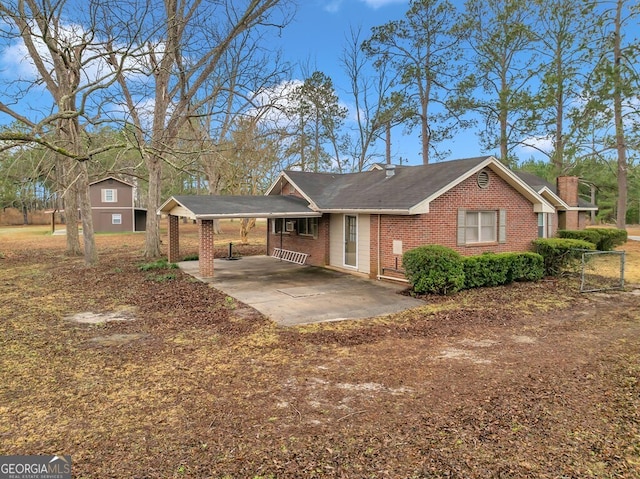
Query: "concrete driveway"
177 256 423 326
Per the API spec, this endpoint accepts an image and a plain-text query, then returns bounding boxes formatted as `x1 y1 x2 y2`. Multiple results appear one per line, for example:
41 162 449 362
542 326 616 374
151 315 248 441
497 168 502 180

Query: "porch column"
198 219 215 278
167 214 180 263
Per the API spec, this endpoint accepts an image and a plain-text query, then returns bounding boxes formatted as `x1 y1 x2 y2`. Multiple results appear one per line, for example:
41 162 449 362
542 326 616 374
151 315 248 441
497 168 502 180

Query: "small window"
112 214 122 225
102 189 117 202
298 218 319 237
272 218 289 234
538 213 546 238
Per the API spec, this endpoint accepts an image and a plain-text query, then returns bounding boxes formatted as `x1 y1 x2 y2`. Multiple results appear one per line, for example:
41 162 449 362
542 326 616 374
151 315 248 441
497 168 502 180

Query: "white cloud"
0 41 41 80
249 79 304 128
518 135 554 155
323 0 344 13
358 0 407 9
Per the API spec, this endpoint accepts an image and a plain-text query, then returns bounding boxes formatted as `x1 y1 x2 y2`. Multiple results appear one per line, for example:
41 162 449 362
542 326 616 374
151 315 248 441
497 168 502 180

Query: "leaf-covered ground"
1 227 640 478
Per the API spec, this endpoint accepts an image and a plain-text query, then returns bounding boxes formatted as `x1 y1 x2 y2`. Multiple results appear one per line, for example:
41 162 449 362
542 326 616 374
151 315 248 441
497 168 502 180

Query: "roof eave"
195 211 322 220
319 208 413 215
565 206 598 212
157 196 184 215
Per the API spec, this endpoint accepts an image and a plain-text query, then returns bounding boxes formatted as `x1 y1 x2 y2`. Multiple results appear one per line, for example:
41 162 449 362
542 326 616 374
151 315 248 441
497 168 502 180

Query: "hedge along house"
89 177 147 233
159 156 596 281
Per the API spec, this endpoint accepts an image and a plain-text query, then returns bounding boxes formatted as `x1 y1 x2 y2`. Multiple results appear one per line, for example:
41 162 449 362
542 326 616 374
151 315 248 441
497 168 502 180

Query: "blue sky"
275 0 433 165
273 0 489 166
1 0 635 168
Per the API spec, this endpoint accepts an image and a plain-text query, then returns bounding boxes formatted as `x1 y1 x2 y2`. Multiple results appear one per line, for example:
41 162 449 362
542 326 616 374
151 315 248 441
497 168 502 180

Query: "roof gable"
89 176 135 188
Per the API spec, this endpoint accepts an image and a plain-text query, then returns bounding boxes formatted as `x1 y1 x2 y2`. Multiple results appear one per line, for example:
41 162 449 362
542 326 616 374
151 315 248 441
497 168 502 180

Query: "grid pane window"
112 214 122 225
465 211 496 243
102 189 117 202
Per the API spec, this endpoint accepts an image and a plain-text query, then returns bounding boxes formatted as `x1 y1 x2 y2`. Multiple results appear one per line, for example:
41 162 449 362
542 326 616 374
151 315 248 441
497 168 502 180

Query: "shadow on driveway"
177 256 423 326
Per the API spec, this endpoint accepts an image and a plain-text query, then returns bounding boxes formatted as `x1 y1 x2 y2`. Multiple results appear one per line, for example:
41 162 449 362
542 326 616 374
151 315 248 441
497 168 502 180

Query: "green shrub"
462 253 508 289
587 228 627 251
462 252 544 289
532 238 595 276
508 252 545 282
557 229 600 246
182 253 199 261
403 245 465 295
557 228 627 251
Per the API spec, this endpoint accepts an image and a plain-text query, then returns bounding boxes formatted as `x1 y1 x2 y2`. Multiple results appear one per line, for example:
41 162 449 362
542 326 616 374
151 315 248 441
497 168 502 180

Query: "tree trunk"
144 155 163 258
239 217 256 244
205 166 223 234
613 0 627 230
386 122 391 165
77 162 97 265
553 41 565 174
63 160 82 256
421 114 430 165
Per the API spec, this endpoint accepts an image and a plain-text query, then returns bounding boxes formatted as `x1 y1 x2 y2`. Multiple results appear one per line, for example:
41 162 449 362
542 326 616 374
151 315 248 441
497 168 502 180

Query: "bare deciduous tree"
110 0 292 258
0 0 130 264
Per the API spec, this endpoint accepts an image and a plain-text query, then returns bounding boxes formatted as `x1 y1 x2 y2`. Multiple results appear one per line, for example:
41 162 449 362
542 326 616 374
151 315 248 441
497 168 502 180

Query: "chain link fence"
580 250 625 293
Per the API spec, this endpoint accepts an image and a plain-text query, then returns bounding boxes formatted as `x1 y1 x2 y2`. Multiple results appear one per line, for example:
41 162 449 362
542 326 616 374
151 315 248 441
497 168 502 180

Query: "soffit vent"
477 170 490 189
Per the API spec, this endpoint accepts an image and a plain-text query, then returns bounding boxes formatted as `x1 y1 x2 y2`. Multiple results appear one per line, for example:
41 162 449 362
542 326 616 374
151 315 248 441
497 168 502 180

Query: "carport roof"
158 194 321 219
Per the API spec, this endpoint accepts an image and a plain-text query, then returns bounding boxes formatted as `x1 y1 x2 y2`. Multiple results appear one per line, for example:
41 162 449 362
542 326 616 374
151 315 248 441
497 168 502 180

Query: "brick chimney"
557 176 579 207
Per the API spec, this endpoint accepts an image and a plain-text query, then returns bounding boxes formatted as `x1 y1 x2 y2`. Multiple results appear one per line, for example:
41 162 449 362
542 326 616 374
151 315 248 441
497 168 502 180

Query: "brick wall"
167 214 180 263
198 219 215 278
267 215 329 266
370 169 539 277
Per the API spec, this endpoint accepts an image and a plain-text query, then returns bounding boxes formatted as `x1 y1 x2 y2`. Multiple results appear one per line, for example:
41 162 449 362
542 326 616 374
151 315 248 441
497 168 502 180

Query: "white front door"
344 215 357 267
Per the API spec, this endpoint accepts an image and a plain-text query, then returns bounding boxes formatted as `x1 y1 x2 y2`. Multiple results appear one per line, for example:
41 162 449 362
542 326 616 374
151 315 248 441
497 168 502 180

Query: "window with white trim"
297 217 318 237
102 188 117 202
112 213 122 225
537 213 546 238
457 209 506 245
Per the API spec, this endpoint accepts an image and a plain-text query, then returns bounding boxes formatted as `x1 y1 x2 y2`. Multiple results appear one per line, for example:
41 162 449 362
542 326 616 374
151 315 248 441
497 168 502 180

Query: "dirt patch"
88 333 150 346
66 309 137 324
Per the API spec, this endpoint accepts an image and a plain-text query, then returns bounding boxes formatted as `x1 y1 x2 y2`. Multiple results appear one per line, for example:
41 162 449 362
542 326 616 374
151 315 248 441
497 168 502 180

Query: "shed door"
344 215 357 267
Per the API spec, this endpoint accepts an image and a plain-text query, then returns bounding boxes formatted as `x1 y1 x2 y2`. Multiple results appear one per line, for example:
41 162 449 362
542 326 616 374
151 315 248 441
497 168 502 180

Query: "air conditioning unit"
285 221 295 232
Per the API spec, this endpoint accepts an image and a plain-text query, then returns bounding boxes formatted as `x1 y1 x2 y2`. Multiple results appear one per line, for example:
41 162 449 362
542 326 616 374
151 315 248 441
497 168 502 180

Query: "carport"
177 255 423 325
158 195 321 278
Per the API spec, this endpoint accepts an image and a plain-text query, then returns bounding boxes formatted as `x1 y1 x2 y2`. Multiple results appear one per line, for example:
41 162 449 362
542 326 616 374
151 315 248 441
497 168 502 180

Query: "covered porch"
158 195 321 278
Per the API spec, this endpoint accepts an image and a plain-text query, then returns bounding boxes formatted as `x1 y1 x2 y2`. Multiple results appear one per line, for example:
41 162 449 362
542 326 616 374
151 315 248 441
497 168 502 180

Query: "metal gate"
580 250 625 293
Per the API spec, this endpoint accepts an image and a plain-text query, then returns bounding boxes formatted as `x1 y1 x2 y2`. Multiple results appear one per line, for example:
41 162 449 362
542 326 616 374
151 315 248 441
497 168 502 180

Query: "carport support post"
167 214 180 263
198 219 215 278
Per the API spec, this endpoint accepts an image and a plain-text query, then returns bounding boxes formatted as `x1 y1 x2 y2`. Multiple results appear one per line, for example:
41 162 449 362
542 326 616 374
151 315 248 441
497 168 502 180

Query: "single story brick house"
159 156 596 280
89 177 147 233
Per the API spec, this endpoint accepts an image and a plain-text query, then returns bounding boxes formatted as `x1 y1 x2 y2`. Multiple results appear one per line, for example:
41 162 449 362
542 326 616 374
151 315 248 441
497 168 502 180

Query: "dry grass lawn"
0 225 639 478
